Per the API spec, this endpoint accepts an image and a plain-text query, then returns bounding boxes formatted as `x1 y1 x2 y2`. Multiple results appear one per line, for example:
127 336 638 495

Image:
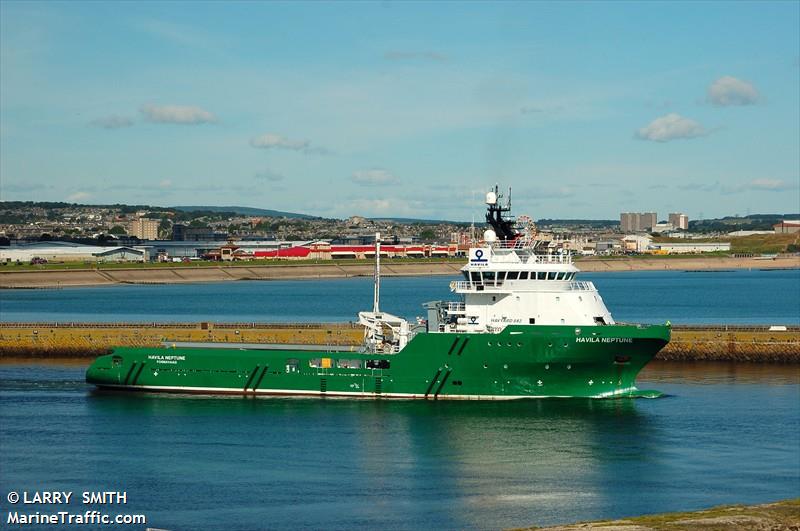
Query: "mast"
373 231 381 313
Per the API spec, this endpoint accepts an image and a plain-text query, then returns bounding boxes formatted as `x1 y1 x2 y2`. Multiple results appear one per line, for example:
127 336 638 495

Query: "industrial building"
622 234 653 253
773 220 800 234
0 242 147 263
653 242 731 254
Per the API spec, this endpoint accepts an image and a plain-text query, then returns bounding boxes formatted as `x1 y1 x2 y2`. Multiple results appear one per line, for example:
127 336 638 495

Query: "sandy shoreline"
0 256 797 289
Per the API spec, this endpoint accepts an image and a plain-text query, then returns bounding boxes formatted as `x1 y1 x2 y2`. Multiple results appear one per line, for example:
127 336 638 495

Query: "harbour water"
0 362 798 530
1 269 799 530
1 268 799 325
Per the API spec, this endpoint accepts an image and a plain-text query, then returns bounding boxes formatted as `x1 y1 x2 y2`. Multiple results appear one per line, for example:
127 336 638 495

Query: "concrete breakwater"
0 322 797 362
1 255 798 288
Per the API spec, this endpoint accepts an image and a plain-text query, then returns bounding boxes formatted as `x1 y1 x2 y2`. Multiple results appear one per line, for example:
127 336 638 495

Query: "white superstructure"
425 241 614 334
359 185 617 353
426 185 614 334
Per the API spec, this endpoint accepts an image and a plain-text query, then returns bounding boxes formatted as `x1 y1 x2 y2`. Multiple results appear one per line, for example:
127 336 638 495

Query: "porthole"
548 342 553 347
545 364 550 370
517 342 522 347
483 363 488 369
503 364 508 369
567 364 572 370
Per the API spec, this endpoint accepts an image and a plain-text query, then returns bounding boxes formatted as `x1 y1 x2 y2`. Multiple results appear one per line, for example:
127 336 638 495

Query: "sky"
1 1 798 222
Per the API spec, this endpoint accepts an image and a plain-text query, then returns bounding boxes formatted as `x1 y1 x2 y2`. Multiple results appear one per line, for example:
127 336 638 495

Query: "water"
0 361 798 530
1 269 799 529
1 269 798 325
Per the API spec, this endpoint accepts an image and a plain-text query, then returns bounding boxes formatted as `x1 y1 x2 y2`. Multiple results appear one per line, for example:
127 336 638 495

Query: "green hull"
86 324 670 399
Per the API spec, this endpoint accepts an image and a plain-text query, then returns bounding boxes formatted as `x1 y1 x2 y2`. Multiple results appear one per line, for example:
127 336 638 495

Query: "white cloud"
351 168 399 186
636 113 707 142
707 76 759 106
726 178 798 193
254 169 285 182
678 178 797 194
140 104 216 124
249 133 313 153
89 115 134 129
67 191 91 202
747 178 796 191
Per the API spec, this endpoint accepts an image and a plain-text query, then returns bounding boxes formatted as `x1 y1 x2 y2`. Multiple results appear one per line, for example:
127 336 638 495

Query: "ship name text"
575 337 633 343
147 354 186 364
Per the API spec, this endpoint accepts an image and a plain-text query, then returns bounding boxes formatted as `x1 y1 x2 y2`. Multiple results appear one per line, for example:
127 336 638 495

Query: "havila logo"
470 248 490 265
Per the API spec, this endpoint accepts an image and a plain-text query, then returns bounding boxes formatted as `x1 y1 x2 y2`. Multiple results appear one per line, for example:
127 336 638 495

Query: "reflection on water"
1 362 798 530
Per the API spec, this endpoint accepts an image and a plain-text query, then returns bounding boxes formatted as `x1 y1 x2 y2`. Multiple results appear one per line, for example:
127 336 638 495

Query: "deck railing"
446 301 466 313
450 279 595 292
565 281 595 291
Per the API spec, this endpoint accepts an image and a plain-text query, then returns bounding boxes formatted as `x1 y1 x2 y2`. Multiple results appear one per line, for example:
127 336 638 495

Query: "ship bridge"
423 245 614 334
424 204 615 334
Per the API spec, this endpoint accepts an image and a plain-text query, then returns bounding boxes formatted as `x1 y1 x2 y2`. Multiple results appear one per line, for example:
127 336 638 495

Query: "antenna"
373 231 381 313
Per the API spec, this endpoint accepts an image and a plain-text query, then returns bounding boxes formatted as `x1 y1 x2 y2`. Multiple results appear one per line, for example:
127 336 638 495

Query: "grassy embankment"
653 232 800 255
515 498 800 531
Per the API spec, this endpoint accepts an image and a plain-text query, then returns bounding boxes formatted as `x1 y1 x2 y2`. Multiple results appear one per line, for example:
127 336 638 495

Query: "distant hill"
369 217 470 225
537 219 620 228
171 206 321 219
690 213 799 233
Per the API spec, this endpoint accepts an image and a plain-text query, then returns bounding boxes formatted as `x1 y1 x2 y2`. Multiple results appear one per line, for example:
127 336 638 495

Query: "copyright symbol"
7 491 19 504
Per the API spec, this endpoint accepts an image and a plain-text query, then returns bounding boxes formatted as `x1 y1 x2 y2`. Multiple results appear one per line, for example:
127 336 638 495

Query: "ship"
86 186 670 399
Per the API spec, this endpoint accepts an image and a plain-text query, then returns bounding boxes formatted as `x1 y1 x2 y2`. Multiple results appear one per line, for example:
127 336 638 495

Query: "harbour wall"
1 255 797 288
1 323 797 363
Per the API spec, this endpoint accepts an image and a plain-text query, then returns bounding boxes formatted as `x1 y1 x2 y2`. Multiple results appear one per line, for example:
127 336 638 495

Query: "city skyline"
1 1 799 221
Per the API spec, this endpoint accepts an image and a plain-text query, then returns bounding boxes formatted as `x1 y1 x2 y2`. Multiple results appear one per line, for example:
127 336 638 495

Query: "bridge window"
556 272 565 280
518 272 528 280
506 271 519 280
548 272 557 280
470 271 481 282
537 272 546 280
497 271 507 282
483 271 496 283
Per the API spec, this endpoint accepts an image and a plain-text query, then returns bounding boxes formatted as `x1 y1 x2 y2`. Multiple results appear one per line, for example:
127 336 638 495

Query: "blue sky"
1 1 798 221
